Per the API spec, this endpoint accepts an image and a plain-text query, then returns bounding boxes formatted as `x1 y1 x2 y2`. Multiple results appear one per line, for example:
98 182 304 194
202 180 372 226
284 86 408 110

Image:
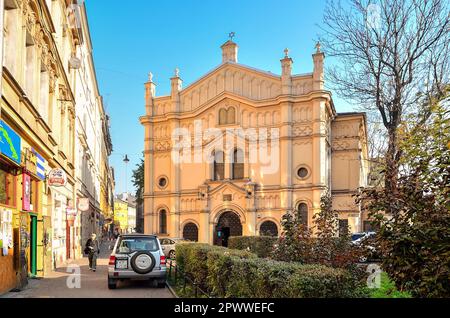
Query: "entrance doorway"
214 211 242 247
30 215 38 277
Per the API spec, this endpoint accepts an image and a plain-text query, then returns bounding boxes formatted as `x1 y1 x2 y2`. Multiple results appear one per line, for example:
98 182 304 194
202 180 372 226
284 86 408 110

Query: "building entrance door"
214 211 242 247
30 215 37 277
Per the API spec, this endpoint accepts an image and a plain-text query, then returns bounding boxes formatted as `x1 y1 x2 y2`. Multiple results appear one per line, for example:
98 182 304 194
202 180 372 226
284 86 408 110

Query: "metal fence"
167 259 212 298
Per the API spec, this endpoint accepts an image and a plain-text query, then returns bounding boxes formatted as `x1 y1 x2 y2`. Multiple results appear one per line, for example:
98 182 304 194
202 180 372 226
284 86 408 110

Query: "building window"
0 167 16 207
260 221 278 237
183 223 199 242
297 203 308 227
213 151 225 181
339 219 349 237
232 149 244 179
25 34 36 102
40 64 49 123
159 209 167 234
157 176 168 189
4 6 19 76
219 107 236 125
296 166 310 180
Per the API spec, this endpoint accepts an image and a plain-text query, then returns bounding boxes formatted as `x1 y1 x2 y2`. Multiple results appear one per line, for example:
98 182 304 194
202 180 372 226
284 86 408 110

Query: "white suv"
108 234 166 289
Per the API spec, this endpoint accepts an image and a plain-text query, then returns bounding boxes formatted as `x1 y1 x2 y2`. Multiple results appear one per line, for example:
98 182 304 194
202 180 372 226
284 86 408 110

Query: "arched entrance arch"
214 211 242 247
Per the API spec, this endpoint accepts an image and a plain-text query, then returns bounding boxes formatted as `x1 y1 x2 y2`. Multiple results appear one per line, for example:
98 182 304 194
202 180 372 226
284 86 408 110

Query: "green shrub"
206 248 256 296
177 243 368 298
176 243 256 291
228 236 277 258
226 257 368 298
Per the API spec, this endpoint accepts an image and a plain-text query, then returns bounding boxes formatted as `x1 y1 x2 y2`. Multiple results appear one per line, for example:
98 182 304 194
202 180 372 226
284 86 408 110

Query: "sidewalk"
1 240 173 298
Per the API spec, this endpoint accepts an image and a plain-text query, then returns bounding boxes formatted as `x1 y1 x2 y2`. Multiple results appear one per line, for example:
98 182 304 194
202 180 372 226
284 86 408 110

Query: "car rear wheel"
108 278 117 289
130 251 156 274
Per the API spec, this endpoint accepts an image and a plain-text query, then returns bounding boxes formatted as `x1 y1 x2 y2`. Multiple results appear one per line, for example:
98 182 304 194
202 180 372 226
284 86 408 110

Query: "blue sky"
84 0 354 194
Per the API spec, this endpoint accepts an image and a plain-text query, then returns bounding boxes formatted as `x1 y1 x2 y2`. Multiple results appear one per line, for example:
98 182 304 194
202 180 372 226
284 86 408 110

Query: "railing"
167 259 213 298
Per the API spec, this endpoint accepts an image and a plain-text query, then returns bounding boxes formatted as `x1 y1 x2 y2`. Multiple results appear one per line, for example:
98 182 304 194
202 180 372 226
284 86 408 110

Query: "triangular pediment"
152 62 283 115
208 180 247 196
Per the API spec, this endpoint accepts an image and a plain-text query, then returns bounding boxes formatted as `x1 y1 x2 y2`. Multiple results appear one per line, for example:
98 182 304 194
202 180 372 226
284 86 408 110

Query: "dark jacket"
85 238 100 255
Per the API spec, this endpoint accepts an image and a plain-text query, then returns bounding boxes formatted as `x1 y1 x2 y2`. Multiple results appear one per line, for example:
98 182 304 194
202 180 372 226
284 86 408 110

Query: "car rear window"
116 237 159 254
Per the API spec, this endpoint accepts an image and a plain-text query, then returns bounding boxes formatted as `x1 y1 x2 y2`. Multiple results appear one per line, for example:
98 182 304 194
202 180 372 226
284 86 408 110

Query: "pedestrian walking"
85 233 100 272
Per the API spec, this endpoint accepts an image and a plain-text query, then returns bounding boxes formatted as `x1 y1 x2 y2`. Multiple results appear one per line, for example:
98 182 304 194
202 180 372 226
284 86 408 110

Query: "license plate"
116 259 128 269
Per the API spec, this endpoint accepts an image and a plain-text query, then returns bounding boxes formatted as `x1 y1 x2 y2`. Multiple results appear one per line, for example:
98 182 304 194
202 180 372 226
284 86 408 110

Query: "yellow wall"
114 201 128 230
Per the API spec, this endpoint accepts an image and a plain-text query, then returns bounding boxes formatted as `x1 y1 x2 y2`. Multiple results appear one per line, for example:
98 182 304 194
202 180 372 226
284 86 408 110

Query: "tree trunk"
384 128 400 215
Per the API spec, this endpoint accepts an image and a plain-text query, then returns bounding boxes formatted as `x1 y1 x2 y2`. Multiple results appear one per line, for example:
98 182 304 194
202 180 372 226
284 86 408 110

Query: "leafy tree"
273 192 363 271
131 158 144 205
320 0 450 214
358 90 450 297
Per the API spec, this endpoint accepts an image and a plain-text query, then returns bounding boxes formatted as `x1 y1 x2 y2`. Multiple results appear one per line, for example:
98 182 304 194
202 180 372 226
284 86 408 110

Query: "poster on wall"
23 174 32 211
0 209 13 256
0 120 22 165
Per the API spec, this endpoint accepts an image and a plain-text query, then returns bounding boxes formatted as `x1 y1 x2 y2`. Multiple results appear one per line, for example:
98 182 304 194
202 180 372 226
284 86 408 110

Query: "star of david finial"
315 41 321 53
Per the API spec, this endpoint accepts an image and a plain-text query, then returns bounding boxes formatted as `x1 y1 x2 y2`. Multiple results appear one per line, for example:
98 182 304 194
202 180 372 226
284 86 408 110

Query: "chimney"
145 72 156 116
281 48 293 95
312 42 325 90
221 40 238 63
171 68 182 112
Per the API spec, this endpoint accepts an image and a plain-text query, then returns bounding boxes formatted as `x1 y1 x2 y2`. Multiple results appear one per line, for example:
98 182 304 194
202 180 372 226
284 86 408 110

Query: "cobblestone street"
0 242 173 298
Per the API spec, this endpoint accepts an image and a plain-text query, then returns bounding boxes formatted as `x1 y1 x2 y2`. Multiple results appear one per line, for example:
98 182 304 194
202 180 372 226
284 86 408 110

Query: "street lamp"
123 155 130 194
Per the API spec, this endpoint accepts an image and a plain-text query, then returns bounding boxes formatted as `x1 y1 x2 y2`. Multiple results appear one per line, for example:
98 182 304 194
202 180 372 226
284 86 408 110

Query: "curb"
166 281 179 298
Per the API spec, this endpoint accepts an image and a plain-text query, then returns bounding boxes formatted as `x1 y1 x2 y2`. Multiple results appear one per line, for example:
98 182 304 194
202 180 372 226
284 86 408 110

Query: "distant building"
114 193 137 234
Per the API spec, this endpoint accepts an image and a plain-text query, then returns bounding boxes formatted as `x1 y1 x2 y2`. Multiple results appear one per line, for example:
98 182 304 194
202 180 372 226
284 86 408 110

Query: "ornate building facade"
140 39 369 245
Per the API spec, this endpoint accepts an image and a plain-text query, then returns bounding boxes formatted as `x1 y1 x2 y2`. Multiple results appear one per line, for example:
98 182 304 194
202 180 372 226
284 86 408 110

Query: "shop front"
0 119 23 293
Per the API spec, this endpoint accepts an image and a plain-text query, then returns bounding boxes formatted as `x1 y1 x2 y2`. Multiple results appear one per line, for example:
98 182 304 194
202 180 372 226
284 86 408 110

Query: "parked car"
351 232 381 262
159 238 189 259
107 234 166 289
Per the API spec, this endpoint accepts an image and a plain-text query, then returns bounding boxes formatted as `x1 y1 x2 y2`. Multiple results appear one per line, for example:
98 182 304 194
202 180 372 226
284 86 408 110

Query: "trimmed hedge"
176 243 368 298
228 236 277 258
176 243 256 291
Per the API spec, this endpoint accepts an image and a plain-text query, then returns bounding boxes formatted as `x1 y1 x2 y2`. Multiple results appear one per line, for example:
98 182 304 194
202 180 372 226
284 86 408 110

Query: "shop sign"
66 208 77 217
77 198 90 212
0 209 14 256
23 174 32 211
48 168 67 187
33 149 46 181
0 120 21 165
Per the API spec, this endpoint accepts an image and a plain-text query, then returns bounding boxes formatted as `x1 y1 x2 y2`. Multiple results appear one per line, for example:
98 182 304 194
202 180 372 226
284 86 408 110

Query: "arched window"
227 107 236 124
219 108 228 125
213 151 225 181
232 149 244 179
297 203 308 227
219 107 236 125
159 209 167 234
183 223 199 242
260 221 278 237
